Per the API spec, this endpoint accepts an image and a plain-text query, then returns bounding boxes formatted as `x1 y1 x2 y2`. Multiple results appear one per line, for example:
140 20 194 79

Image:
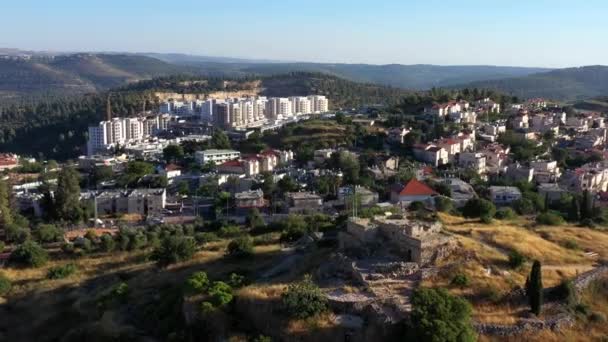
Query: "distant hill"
0 54 195 101
170 61 549 89
0 50 551 101
573 96 608 112
457 66 608 101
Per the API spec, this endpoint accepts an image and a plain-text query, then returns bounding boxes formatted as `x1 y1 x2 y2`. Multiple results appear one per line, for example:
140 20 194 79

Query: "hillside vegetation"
0 54 196 101
459 66 608 101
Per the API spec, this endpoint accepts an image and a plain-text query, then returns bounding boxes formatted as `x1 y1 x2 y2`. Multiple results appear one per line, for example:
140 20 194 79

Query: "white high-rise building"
308 95 329 113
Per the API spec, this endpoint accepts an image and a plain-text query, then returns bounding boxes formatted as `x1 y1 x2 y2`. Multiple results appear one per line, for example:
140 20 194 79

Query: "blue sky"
1 0 607 67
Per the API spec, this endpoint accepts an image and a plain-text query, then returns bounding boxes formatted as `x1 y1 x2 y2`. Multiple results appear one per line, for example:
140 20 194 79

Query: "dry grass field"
430 213 608 338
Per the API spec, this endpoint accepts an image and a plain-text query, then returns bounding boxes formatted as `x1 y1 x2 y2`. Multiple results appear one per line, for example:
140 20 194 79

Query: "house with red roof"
159 163 182 179
217 158 260 177
390 179 438 204
0 153 19 171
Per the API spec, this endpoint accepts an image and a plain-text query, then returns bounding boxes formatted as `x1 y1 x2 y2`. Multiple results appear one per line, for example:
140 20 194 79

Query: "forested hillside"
0 54 196 101
458 66 608 101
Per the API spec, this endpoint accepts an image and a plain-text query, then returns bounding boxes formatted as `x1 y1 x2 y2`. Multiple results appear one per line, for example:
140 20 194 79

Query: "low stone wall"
477 265 608 337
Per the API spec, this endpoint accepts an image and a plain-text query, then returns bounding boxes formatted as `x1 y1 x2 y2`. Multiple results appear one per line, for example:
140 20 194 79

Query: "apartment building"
194 149 241 165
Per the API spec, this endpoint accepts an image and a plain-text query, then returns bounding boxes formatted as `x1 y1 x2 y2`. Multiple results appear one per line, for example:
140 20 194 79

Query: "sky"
1 0 607 68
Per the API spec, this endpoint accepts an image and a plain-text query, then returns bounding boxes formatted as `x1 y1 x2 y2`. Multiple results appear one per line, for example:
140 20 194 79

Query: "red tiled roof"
165 164 181 171
399 179 437 196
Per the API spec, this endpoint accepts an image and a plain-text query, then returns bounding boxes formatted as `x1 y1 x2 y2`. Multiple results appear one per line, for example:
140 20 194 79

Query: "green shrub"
282 274 327 319
574 303 591 316
554 279 577 306
151 236 197 267
434 196 453 213
462 198 496 219
480 214 493 224
508 250 526 269
409 288 475 342
99 234 115 252
253 233 275 246
186 271 209 294
34 224 63 243
451 273 470 287
208 281 233 307
513 198 536 215
227 273 246 288
495 208 517 220
589 312 607 323
0 273 11 296
226 236 254 258
563 239 579 250
253 335 272 342
409 201 425 211
200 301 216 316
47 263 77 279
536 212 565 226
219 225 243 238
195 232 218 245
10 241 48 267
0 241 5 252
480 285 502 303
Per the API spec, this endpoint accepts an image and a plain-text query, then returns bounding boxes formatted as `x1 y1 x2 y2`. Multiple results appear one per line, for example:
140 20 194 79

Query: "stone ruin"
317 214 457 333
338 214 454 265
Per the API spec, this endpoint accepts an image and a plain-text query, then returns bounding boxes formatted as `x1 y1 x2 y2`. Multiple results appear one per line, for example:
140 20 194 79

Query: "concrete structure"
489 186 522 205
234 189 267 215
285 192 323 214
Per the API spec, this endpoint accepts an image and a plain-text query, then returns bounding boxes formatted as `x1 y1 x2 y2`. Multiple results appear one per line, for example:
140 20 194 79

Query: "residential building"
0 153 19 171
285 192 323 214
530 160 561 183
235 189 267 215
194 149 240 165
413 144 449 167
82 188 166 217
489 186 522 205
458 152 486 174
390 179 437 204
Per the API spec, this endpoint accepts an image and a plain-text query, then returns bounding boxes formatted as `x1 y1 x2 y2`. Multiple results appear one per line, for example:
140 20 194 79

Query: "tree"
210 130 231 149
151 236 196 267
277 176 299 194
33 224 62 243
91 165 114 185
246 208 265 229
54 166 83 222
0 178 13 228
580 190 592 220
119 161 154 187
282 275 327 319
568 196 580 222
226 236 254 258
409 288 475 342
10 241 48 268
526 260 543 315
462 198 496 220
163 144 184 164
